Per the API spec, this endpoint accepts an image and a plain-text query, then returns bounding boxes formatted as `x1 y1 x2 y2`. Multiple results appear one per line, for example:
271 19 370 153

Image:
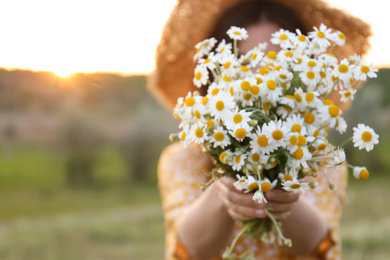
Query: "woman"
149 0 372 259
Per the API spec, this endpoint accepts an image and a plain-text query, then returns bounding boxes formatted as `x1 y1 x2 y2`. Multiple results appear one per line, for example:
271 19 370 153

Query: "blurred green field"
0 145 389 260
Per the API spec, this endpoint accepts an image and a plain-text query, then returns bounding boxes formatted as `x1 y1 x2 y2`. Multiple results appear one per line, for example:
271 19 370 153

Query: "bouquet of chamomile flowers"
170 24 379 259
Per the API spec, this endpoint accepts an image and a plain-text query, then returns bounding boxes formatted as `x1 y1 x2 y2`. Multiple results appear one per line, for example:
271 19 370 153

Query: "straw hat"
148 0 372 110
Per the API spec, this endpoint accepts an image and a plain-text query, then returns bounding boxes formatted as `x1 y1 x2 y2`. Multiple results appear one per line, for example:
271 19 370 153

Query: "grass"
0 145 389 259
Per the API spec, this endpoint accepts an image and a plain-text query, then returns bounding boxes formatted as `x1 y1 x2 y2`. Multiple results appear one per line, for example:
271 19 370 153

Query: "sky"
0 0 387 77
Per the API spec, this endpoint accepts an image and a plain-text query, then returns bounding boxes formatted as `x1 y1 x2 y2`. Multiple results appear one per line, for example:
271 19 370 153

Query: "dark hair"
208 1 307 43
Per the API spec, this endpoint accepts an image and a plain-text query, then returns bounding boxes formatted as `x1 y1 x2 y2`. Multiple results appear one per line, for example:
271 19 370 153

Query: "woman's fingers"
265 189 300 204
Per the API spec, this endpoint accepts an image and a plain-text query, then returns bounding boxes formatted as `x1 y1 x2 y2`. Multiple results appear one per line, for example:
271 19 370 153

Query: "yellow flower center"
267 80 277 90
294 58 302 64
361 66 370 74
248 182 258 190
361 131 373 142
241 81 251 91
252 53 258 60
279 74 287 80
290 135 298 146
320 71 327 78
267 51 277 60
317 31 325 38
338 64 349 73
263 102 270 111
306 92 315 102
222 76 232 82
235 155 241 164
285 51 293 58
241 66 250 72
211 88 220 96
195 128 204 138
258 67 269 75
195 72 202 80
298 35 306 42
290 183 301 189
261 182 272 192
306 71 315 79
298 135 307 146
179 132 186 142
214 132 225 142
338 33 346 40
229 86 234 96
272 130 284 140
233 31 241 36
318 143 327 150
194 110 201 119
304 113 315 124
174 112 182 122
243 93 252 101
223 61 232 70
202 96 208 105
323 99 334 105
284 174 293 181
206 119 214 128
252 153 260 162
291 124 301 133
255 77 263 84
332 75 339 82
219 152 228 163
308 61 316 67
294 148 304 160
216 100 225 111
286 94 295 100
313 129 320 138
233 114 243 124
185 97 195 107
294 93 302 103
257 135 268 147
279 34 288 40
250 85 260 95
359 169 369 180
329 105 340 117
203 58 211 64
235 128 247 139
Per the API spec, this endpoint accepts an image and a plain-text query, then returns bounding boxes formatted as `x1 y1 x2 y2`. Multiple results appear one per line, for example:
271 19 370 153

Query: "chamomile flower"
193 65 209 88
209 91 236 121
300 70 321 88
249 125 279 155
245 48 265 68
335 117 348 134
194 37 217 61
198 52 217 71
230 125 252 142
263 120 289 147
219 54 239 77
219 149 233 164
227 26 248 40
277 50 298 64
271 29 294 47
260 73 283 103
245 175 259 192
260 178 277 193
284 114 306 134
353 166 370 180
334 30 346 46
318 103 341 127
225 107 252 131
304 91 321 108
234 174 248 190
279 94 296 109
181 91 203 114
189 124 208 144
252 190 267 204
353 124 379 151
282 178 310 193
210 126 231 148
231 151 247 171
354 63 378 81
291 146 312 168
308 23 334 49
216 39 233 56
292 29 309 49
333 59 353 82
339 88 357 103
327 147 346 167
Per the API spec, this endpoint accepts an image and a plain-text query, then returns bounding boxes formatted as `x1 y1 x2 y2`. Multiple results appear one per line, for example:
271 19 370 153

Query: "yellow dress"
158 142 348 260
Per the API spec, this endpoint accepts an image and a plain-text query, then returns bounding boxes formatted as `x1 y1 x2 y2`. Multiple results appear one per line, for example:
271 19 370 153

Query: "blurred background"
0 1 389 260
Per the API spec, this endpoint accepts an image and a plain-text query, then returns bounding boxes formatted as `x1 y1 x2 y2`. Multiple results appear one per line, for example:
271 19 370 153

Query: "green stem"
264 208 292 247
338 137 353 148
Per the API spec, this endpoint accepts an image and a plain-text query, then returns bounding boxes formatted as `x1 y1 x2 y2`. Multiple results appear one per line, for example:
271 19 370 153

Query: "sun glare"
53 68 75 78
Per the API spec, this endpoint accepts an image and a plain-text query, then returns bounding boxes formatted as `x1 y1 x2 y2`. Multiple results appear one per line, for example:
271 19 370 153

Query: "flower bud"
329 183 337 190
169 133 179 142
249 120 258 127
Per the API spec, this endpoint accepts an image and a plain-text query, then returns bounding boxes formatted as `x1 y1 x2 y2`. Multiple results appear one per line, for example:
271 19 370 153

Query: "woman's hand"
216 177 300 222
265 189 300 221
